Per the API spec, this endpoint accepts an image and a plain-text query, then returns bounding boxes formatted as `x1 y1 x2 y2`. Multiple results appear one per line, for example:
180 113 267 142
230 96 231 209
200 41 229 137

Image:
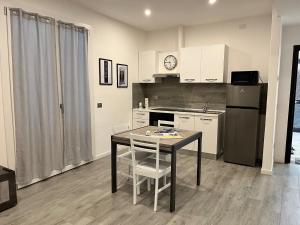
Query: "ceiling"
275 0 300 25
70 0 273 31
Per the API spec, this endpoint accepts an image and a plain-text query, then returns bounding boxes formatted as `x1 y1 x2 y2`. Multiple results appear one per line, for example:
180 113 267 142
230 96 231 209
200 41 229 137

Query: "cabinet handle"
136 113 145 116
179 116 191 119
137 121 145 123
200 118 212 121
184 79 195 82
205 78 218 82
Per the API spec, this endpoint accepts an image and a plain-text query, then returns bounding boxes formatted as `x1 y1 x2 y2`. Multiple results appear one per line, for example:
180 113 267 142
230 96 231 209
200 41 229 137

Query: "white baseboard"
18 152 111 189
261 168 273 175
18 170 62 189
62 160 92 172
94 151 111 160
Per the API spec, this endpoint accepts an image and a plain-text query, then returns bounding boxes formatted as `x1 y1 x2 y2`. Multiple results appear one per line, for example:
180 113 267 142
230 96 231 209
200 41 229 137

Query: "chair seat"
135 158 171 178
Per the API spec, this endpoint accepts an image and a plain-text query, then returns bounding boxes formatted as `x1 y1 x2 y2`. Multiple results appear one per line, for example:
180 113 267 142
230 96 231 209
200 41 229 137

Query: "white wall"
0 0 145 168
0 1 15 169
0 63 8 167
143 15 272 82
186 15 272 83
274 24 300 163
261 8 282 174
144 27 179 52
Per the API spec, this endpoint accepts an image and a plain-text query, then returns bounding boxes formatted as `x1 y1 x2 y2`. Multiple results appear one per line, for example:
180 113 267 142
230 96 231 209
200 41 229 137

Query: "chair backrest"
130 134 160 172
158 120 176 128
112 123 130 134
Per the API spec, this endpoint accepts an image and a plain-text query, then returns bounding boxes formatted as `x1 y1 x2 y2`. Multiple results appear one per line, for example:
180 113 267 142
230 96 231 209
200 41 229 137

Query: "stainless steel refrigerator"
224 85 262 167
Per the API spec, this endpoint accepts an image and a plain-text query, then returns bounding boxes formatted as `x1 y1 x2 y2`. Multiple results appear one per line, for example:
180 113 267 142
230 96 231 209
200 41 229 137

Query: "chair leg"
147 178 151 191
137 175 140 195
133 175 137 205
163 176 167 186
154 178 159 212
128 165 131 181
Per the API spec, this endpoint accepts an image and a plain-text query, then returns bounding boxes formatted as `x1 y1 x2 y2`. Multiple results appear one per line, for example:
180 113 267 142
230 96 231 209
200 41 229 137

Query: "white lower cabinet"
133 111 149 120
133 119 149 129
131 109 223 158
174 114 195 150
195 116 221 157
132 110 149 129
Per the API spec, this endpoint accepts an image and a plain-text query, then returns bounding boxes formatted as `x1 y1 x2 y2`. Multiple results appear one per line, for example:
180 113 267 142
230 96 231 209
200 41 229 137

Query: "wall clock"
164 55 177 71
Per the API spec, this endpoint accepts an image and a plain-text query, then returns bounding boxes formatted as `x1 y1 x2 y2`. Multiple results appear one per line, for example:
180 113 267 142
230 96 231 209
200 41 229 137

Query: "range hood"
153 73 180 78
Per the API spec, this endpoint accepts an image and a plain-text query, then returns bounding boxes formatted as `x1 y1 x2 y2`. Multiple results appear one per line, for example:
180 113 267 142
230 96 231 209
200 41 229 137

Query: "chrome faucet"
203 102 208 113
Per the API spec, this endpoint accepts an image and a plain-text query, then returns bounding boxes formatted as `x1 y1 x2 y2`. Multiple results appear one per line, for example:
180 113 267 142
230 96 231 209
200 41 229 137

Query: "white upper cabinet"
138 45 227 84
179 44 227 83
179 47 202 83
200 44 227 83
138 50 157 83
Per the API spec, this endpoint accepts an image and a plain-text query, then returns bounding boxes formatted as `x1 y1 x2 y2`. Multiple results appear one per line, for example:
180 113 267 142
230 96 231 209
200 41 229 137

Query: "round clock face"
164 55 177 71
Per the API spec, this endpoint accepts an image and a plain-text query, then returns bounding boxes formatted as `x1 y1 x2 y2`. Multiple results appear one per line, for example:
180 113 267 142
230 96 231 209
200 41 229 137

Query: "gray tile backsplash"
133 77 226 110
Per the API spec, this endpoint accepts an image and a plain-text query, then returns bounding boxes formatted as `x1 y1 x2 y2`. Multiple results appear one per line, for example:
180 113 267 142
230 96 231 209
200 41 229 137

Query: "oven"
149 112 174 126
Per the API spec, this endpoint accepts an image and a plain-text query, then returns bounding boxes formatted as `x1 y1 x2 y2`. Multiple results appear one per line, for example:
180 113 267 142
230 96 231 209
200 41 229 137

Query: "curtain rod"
8 8 90 31
9 8 55 22
58 21 88 31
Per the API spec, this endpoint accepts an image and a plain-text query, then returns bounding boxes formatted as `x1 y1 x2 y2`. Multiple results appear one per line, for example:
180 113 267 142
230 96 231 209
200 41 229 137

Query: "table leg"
170 150 176 212
111 139 117 193
197 136 202 186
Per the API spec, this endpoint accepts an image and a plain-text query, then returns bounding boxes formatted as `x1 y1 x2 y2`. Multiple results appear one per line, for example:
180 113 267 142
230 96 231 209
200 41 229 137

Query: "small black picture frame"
99 58 113 85
117 64 128 88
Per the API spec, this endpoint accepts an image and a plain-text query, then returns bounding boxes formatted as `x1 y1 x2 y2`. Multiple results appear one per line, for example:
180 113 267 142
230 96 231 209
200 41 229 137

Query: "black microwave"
231 71 259 85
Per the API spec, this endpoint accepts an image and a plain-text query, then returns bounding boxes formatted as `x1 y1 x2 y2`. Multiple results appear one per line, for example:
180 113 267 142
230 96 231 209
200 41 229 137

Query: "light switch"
97 103 102 108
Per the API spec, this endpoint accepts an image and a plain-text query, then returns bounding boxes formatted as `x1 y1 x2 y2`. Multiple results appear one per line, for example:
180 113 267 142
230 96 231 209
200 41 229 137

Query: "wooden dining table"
111 126 202 212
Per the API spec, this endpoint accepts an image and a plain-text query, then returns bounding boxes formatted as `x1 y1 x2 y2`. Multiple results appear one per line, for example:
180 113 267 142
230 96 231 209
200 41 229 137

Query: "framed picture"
117 64 128 88
99 58 113 85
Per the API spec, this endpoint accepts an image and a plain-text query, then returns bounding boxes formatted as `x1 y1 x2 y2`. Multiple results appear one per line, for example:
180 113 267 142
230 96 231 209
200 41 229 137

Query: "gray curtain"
10 9 63 185
59 22 92 166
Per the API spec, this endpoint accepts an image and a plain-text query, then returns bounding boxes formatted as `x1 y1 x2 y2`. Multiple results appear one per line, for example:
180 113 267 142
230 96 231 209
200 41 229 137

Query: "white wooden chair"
158 120 178 128
157 120 182 185
113 124 151 194
157 120 178 163
130 134 171 212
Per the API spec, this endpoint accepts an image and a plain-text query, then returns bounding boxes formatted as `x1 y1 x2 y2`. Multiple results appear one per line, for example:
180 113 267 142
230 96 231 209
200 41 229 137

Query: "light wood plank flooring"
0 152 299 225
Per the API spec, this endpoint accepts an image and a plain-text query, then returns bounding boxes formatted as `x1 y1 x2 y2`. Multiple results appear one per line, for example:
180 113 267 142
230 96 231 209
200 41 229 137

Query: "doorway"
285 45 300 163
9 9 93 187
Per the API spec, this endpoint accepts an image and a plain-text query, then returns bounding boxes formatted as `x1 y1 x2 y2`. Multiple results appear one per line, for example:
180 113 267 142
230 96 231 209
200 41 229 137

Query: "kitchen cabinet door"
200 44 226 83
133 119 149 129
174 114 195 150
195 116 218 155
138 50 157 83
133 110 149 120
179 47 201 83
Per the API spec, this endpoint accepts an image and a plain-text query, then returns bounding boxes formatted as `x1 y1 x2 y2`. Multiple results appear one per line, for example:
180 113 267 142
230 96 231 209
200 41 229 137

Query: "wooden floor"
0 152 300 225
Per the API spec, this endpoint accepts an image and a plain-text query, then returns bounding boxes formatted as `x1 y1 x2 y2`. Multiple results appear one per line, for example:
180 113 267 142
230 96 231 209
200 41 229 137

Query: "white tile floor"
292 132 300 163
